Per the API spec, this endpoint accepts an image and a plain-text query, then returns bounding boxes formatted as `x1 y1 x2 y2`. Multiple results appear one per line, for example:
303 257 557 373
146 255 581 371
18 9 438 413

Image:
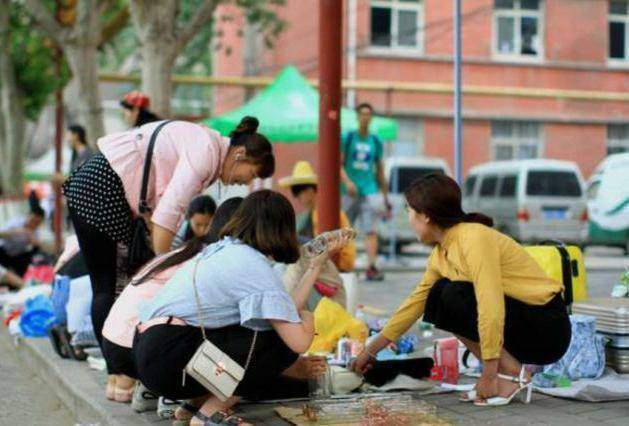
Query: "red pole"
53 46 63 253
317 0 343 233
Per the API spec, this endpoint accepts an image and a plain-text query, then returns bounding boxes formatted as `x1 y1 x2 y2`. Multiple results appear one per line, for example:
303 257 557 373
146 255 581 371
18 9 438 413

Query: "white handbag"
183 258 257 401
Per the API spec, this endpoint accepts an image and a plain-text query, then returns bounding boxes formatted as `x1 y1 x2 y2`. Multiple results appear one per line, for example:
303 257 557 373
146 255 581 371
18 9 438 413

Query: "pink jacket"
102 253 183 348
98 121 230 233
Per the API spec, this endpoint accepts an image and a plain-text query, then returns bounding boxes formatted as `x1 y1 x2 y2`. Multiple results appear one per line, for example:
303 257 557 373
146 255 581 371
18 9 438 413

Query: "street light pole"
53 46 63 254
318 0 343 233
453 0 463 184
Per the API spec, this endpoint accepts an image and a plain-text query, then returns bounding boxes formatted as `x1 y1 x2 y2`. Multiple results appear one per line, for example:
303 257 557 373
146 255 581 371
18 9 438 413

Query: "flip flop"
193 411 250 426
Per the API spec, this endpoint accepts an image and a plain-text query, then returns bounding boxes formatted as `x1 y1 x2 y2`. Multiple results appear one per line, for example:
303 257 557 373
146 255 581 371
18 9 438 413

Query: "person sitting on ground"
352 174 571 407
120 91 161 128
280 160 356 272
101 197 243 405
171 195 217 249
134 190 349 426
0 200 45 277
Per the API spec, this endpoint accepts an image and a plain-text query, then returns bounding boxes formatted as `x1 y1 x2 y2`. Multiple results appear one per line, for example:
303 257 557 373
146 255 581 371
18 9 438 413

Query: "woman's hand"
308 231 353 270
475 373 499 400
350 350 375 376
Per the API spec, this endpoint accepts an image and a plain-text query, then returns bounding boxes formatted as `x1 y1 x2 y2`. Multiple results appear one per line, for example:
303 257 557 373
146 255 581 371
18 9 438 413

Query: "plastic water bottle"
303 228 357 258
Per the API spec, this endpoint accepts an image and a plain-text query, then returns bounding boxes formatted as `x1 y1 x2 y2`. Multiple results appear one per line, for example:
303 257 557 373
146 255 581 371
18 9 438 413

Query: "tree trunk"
65 44 106 143
0 1 27 196
140 40 176 117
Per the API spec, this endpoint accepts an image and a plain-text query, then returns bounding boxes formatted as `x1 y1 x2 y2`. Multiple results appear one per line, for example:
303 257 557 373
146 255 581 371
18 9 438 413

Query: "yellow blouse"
381 222 563 360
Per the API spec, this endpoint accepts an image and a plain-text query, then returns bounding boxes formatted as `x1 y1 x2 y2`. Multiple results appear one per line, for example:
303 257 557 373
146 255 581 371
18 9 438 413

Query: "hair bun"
235 116 259 135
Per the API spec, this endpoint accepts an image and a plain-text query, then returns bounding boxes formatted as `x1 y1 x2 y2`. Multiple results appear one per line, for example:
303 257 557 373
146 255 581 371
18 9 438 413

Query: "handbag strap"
139 120 173 214
191 257 258 372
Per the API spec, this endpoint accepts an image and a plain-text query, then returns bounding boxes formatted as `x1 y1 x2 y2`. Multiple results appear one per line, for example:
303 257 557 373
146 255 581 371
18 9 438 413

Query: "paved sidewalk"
3 271 629 425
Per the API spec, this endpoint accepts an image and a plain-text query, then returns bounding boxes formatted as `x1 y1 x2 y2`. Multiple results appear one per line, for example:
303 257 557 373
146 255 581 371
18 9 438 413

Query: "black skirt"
133 324 298 401
423 279 571 365
102 338 136 377
63 154 132 245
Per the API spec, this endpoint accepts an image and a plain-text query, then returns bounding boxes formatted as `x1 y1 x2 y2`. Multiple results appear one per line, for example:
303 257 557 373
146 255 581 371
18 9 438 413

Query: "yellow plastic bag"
308 297 368 354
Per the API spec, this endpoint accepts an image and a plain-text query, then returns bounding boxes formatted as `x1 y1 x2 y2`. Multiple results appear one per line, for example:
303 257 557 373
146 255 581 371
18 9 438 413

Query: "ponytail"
463 212 494 227
132 238 204 286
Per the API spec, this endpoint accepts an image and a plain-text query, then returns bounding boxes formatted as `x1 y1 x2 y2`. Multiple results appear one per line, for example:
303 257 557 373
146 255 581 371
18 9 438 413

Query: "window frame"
368 0 425 56
491 121 544 161
609 1 629 64
480 175 500 197
607 124 629 154
499 175 518 198
492 0 545 62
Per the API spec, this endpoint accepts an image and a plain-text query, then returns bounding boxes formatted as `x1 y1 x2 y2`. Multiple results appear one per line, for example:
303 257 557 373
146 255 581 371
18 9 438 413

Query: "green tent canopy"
203 65 398 142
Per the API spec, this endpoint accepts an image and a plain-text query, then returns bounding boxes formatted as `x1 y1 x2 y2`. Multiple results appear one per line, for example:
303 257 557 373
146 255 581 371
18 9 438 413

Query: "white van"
378 157 451 251
586 153 629 254
463 160 588 245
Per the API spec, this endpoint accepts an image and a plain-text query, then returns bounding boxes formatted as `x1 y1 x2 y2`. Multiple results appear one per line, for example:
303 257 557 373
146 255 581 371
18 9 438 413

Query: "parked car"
586 153 629 254
378 157 451 252
463 159 588 245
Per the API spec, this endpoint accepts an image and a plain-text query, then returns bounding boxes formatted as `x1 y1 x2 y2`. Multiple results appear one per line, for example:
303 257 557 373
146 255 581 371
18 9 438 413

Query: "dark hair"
187 195 217 219
219 190 299 263
120 101 161 127
68 124 87 146
405 174 493 229
205 197 244 244
290 184 317 198
356 102 374 113
181 195 217 242
229 116 275 179
28 190 45 218
132 238 204 286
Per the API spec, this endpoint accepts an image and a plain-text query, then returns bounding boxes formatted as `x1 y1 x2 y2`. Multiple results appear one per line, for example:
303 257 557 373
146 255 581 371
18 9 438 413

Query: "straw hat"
279 161 318 187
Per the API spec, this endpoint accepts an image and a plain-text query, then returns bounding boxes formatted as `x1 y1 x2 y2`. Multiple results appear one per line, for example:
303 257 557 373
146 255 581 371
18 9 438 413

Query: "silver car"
463 160 588 245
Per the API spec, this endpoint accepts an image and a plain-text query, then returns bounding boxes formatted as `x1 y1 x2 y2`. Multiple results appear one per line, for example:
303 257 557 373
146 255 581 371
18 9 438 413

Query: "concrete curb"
0 328 159 425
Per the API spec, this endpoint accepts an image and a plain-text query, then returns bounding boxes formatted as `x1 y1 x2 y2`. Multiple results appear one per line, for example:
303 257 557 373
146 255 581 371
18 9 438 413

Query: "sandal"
171 402 199 426
193 411 250 426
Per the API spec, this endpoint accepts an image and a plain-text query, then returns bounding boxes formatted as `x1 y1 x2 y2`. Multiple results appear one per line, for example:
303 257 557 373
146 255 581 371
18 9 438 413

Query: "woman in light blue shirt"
133 190 338 426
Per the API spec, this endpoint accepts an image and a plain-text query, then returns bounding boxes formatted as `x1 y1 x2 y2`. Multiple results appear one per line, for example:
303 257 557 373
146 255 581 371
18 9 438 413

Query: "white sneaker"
157 397 181 420
131 383 158 413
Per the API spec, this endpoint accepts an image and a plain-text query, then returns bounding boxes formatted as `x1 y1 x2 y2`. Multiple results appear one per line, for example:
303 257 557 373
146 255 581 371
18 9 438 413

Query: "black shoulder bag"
126 120 173 275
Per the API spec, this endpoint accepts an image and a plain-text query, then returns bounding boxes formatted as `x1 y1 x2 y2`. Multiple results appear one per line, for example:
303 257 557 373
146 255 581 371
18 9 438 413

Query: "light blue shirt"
139 237 301 331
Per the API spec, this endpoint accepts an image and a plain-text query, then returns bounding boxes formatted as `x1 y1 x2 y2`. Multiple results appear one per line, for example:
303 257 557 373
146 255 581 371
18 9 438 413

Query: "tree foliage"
6 2 68 121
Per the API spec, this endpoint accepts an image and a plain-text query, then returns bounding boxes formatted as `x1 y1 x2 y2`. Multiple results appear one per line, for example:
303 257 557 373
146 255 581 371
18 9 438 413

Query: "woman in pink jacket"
62 116 273 348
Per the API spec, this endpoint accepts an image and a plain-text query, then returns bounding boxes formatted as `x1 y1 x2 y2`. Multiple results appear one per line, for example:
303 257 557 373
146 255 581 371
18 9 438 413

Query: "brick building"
213 0 629 183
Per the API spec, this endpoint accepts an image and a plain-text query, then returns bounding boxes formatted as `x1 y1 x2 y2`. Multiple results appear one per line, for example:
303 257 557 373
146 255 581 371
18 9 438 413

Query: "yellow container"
525 244 588 303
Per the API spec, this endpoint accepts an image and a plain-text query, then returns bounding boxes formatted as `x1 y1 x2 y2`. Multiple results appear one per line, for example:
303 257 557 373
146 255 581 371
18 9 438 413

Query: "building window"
491 121 542 160
608 124 629 154
609 1 629 60
370 0 423 51
493 0 543 59
385 116 423 157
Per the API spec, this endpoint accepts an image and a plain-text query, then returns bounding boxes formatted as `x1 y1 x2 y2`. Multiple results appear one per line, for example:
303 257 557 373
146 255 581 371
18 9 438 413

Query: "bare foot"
105 376 116 400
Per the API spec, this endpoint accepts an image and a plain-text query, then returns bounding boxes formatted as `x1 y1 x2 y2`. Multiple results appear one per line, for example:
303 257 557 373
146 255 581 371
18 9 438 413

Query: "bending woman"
134 190 342 425
352 174 571 407
63 116 273 346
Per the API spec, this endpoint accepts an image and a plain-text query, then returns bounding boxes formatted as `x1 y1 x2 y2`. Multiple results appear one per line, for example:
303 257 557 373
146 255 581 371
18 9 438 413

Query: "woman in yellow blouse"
352 174 571 407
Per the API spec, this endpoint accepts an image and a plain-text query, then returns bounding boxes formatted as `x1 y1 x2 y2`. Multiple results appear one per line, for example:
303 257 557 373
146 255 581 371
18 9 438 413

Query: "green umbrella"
203 65 398 142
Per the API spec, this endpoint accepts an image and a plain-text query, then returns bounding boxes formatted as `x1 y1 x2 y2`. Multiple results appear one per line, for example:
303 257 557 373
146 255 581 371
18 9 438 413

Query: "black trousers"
0 247 35 277
423 279 572 365
102 338 136 377
68 212 118 346
134 324 299 401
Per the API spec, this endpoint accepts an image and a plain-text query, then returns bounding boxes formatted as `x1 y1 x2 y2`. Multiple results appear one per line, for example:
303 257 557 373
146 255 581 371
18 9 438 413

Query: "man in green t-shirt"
341 103 391 281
